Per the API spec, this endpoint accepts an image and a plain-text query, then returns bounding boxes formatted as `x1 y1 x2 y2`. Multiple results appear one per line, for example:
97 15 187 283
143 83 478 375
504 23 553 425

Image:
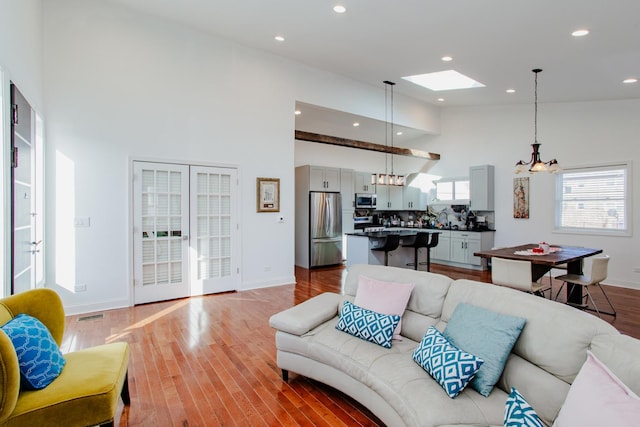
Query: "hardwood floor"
62 264 640 426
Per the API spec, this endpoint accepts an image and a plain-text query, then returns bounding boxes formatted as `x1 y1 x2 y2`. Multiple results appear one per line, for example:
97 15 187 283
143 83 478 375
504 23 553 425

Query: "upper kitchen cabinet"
355 172 375 193
469 165 494 211
376 185 403 210
341 169 355 209
307 166 341 192
403 186 422 210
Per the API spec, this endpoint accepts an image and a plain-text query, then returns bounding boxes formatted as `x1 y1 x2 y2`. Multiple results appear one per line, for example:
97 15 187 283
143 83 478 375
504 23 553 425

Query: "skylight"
402 70 485 91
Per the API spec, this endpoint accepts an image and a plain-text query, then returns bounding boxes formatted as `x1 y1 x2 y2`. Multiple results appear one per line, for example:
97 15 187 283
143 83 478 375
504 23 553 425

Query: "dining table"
473 244 603 305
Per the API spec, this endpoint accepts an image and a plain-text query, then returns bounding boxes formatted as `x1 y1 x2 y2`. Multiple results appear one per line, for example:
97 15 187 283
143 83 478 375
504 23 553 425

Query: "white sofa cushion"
305 317 506 426
345 264 453 342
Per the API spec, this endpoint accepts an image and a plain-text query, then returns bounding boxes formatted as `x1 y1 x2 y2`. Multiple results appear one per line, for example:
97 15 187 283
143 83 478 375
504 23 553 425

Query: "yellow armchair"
0 289 130 427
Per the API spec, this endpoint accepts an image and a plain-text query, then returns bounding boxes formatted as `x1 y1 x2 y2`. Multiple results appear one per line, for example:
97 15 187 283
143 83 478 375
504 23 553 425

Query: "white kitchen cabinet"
309 166 341 192
469 165 494 211
403 186 422 210
431 230 451 261
341 169 355 209
376 185 403 210
355 172 375 193
450 234 468 264
450 231 494 266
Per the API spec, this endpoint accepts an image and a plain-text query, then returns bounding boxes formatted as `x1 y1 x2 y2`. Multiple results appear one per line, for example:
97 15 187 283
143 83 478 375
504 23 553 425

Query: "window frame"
434 177 469 203
554 161 632 237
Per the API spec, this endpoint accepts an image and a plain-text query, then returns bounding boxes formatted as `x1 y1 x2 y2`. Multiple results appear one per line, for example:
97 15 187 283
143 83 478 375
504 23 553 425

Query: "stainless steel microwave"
355 193 377 209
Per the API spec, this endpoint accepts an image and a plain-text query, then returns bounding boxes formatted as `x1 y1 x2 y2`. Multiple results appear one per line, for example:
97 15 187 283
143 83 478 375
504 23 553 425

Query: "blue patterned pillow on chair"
412 326 484 398
504 387 544 427
1 314 66 389
336 301 400 348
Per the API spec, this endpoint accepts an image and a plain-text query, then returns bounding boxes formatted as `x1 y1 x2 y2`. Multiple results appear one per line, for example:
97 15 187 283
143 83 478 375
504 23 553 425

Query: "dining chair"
554 255 615 318
547 263 568 287
491 257 551 298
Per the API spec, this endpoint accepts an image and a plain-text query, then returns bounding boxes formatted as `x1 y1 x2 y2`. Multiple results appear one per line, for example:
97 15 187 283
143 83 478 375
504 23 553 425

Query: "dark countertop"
347 230 425 238
447 228 496 233
347 228 495 237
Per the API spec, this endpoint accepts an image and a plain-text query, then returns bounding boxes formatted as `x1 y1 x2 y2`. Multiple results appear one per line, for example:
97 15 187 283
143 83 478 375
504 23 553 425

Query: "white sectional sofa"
269 264 640 427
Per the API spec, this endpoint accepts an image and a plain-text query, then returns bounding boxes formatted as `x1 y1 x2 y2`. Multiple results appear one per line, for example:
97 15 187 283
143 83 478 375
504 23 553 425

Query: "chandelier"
515 69 560 174
371 81 405 186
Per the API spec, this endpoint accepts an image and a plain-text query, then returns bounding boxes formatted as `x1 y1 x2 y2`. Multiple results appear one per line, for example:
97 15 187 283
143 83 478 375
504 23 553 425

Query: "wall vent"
77 314 104 322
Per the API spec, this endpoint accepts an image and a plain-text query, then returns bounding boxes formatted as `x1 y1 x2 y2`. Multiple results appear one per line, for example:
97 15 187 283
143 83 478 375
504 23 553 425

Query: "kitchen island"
345 229 438 270
346 228 495 270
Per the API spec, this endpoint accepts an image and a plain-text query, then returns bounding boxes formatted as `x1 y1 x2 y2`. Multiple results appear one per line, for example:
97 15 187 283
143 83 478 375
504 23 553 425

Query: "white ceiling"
105 0 640 141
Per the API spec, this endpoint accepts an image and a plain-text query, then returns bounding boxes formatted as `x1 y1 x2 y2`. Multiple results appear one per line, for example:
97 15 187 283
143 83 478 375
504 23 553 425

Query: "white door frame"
9 83 44 295
129 158 241 305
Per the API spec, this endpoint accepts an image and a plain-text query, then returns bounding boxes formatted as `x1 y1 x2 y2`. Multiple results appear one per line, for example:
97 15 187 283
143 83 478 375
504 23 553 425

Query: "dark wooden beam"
295 130 440 160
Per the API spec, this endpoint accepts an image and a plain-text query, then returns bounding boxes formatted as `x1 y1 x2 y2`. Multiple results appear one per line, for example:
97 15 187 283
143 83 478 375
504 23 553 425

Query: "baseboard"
63 298 131 316
603 279 640 291
241 275 296 291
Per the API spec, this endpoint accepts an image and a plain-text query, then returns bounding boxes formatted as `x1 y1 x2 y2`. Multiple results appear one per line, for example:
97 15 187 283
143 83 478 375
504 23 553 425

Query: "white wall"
297 100 640 289
40 0 294 312
0 0 43 109
0 0 44 296
5 0 637 313
434 100 640 289
39 0 440 313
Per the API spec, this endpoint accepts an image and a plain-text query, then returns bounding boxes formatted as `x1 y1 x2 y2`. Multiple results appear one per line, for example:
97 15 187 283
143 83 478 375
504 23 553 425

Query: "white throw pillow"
553 351 640 427
354 275 414 340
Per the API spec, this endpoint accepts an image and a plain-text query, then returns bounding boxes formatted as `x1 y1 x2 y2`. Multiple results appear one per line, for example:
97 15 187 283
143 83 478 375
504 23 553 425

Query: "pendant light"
371 81 405 186
514 69 560 174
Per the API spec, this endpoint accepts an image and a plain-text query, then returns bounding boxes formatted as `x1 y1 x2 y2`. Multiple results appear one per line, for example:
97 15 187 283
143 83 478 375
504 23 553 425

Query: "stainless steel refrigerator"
309 192 343 267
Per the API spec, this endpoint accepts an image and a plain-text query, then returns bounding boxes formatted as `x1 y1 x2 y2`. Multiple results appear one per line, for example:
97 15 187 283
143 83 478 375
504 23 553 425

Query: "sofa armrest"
269 292 342 336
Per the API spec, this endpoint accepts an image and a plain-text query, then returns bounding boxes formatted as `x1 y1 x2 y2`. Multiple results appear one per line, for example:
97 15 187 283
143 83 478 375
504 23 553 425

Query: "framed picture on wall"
257 177 280 213
513 177 529 219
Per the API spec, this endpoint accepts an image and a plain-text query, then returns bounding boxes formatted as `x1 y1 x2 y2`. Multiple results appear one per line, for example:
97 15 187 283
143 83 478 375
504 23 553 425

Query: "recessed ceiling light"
572 29 590 37
274 35 285 42
294 110 301 115
333 5 346 13
623 78 638 84
506 89 516 93
396 131 403 136
437 98 445 102
353 122 360 127
403 70 485 91
441 56 453 62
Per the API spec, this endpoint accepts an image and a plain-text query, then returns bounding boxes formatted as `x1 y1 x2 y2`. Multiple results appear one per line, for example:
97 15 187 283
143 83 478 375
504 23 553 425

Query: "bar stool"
371 234 400 266
422 233 439 272
403 232 431 271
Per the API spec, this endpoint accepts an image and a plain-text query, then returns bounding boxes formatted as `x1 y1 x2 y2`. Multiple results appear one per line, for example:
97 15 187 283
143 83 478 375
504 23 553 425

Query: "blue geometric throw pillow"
336 301 400 348
504 387 544 427
1 313 66 390
412 326 484 398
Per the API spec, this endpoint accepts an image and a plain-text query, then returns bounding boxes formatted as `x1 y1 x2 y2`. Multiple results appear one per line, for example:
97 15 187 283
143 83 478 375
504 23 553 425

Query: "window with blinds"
555 163 631 235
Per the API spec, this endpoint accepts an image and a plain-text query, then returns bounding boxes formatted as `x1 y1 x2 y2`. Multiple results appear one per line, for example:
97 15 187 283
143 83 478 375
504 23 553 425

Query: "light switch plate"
74 217 91 227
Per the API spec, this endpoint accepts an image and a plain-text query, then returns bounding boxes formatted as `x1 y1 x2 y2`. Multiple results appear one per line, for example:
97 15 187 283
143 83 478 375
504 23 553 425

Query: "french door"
10 84 43 294
189 166 238 295
132 161 238 304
